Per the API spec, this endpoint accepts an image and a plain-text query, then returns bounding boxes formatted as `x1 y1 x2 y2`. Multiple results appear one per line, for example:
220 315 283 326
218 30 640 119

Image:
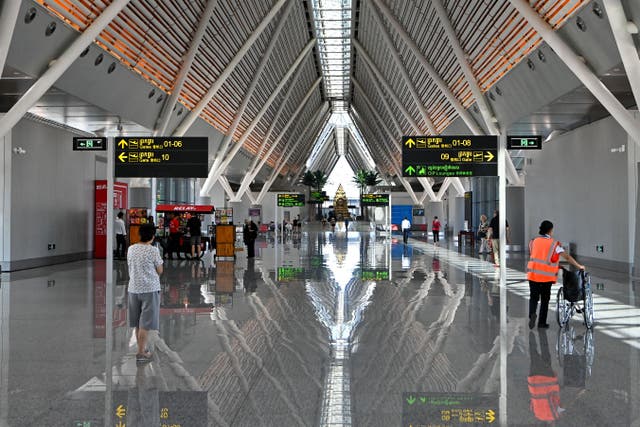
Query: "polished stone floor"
1 225 639 426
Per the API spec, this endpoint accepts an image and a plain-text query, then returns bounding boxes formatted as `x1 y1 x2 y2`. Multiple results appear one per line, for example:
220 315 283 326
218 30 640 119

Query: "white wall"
524 115 635 271
8 119 99 268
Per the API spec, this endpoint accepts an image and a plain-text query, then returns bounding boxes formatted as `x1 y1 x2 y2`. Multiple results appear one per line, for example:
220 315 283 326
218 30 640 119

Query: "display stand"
215 224 235 259
127 207 149 245
215 208 233 225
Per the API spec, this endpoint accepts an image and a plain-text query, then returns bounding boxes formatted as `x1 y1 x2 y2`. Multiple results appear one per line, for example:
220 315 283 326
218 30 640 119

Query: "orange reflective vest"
528 375 560 421
527 237 560 282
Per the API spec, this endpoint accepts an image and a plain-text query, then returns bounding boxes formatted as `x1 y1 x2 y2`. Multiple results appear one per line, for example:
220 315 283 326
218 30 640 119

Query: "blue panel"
392 205 412 228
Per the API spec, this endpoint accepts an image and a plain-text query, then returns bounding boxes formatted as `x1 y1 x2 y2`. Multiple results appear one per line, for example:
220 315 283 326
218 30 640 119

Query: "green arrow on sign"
406 395 416 405
405 165 416 175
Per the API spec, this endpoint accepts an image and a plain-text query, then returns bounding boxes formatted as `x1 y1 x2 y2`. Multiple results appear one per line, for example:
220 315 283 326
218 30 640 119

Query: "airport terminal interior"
1 0 640 426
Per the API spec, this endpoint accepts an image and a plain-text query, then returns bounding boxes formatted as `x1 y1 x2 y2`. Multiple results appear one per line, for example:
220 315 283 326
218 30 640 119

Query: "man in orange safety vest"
527 220 584 329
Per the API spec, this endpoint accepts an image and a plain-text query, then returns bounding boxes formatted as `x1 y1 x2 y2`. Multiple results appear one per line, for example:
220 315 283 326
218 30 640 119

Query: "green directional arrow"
405 165 416 176
406 395 416 405
419 396 427 404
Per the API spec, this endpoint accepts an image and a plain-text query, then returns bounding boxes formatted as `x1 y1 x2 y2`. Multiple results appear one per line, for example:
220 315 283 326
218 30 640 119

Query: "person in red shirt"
432 216 441 245
167 213 183 260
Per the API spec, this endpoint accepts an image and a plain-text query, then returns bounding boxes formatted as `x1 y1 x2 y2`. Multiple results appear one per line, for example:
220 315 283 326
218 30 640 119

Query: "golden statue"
334 184 349 221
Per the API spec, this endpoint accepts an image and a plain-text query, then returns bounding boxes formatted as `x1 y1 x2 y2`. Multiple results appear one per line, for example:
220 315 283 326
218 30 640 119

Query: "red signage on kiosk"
94 180 128 258
156 204 215 213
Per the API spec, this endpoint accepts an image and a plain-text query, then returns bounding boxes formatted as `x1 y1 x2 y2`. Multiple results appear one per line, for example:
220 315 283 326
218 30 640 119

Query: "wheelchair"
556 268 594 329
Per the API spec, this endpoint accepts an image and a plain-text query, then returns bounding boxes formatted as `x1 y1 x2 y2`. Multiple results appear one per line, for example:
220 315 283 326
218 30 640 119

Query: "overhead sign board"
112 391 207 426
361 268 390 281
73 137 107 151
277 267 305 281
114 136 208 177
277 193 305 207
402 135 497 177
507 135 542 150
402 392 498 426
360 193 390 206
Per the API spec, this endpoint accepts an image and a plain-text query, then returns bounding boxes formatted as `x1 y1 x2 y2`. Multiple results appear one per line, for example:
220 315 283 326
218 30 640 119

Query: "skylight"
311 0 352 100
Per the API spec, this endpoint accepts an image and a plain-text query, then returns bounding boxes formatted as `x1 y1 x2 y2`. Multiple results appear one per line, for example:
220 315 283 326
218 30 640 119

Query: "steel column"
232 78 323 201
369 3 436 133
199 40 315 196
155 0 218 135
373 0 482 134
212 0 295 164
0 0 132 138
509 0 640 145
0 0 22 77
173 0 289 137
603 0 640 108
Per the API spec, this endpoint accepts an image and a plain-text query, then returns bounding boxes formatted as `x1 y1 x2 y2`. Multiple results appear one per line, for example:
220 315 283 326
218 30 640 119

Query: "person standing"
432 216 441 245
167 213 183 260
401 216 411 245
527 220 584 329
478 214 490 254
127 223 163 363
187 214 202 259
244 219 258 258
487 210 509 267
115 212 127 259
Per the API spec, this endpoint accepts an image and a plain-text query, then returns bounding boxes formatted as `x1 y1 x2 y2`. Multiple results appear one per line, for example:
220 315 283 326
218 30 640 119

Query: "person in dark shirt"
243 219 259 258
487 210 510 267
187 214 202 259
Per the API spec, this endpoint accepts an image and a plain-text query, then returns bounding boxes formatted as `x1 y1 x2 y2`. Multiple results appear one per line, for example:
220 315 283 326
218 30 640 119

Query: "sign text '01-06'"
114 136 208 178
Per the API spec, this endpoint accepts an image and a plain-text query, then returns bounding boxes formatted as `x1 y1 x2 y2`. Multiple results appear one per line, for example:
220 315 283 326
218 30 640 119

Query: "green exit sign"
73 137 107 151
507 135 542 150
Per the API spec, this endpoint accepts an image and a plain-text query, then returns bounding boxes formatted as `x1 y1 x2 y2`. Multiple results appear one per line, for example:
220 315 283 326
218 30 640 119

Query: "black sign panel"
277 267 305 281
73 137 107 151
402 135 497 177
402 392 498 426
277 193 305 207
115 136 208 177
508 135 542 150
112 390 207 426
361 268 390 281
360 193 390 206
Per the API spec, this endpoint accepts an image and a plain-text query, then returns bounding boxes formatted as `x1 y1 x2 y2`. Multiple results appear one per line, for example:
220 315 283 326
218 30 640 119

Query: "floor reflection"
0 229 639 426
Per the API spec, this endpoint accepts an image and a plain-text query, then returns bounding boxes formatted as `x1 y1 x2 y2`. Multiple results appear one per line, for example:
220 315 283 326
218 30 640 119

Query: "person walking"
167 213 183 260
432 216 441 245
127 223 163 363
478 214 490 254
243 219 258 258
527 220 584 329
401 216 411 245
487 210 509 267
187 213 202 259
115 212 127 259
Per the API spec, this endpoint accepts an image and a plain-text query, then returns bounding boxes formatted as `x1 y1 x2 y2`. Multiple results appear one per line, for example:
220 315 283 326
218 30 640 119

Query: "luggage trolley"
556 268 594 329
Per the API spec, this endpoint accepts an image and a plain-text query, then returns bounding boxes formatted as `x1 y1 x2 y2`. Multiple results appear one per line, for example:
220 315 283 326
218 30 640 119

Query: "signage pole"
105 137 115 427
498 132 507 427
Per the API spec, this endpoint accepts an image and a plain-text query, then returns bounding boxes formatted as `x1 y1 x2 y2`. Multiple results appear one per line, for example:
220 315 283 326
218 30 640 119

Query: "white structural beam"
603 0 640 108
256 104 328 203
155 0 218 135
350 82 422 203
0 0 132 138
173 0 289 137
351 107 420 204
509 0 640 146
218 176 237 200
199 39 315 196
372 0 482 135
430 0 522 185
369 3 436 133
234 51 308 200
353 39 423 133
209 0 295 167
0 0 21 77
231 77 323 201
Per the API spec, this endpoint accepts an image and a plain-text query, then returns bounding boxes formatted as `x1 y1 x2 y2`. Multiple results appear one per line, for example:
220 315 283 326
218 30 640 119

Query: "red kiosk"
156 204 215 257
